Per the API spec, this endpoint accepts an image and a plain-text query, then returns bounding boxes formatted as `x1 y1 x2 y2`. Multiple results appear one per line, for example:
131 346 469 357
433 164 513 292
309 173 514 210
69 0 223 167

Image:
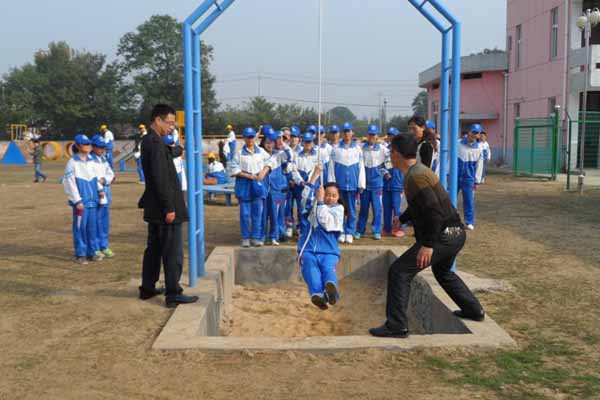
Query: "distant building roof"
419 50 508 88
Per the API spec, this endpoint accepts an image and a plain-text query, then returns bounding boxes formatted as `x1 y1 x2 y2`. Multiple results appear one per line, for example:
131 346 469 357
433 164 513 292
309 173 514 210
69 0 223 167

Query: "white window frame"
550 8 559 60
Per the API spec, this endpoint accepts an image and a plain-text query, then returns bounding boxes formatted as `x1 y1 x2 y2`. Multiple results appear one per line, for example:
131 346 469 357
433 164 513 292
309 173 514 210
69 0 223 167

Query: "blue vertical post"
192 32 206 277
183 23 198 288
449 22 461 206
439 29 451 190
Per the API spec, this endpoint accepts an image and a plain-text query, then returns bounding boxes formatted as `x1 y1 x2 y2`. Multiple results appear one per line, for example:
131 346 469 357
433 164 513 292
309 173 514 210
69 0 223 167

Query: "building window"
548 97 557 115
432 83 440 90
516 25 523 68
462 72 483 80
550 8 559 60
514 103 521 119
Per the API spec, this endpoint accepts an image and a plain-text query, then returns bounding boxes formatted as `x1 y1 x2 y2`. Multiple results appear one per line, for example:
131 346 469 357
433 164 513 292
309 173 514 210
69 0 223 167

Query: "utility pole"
382 98 388 133
257 71 263 97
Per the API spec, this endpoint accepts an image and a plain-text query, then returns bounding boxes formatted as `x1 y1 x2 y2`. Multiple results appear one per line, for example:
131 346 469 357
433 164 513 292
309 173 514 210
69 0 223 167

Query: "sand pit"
222 279 388 337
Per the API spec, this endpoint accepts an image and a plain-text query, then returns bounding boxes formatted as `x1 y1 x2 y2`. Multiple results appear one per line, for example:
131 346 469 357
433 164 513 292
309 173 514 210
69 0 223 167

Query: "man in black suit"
138 104 198 308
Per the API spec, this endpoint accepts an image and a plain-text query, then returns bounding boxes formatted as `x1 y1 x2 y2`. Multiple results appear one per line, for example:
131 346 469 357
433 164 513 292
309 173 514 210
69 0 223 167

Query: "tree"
1 41 134 138
117 15 218 128
411 91 429 118
327 106 356 126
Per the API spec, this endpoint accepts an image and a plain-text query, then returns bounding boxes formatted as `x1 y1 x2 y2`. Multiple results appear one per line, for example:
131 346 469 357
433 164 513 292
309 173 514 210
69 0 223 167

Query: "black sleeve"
399 208 412 224
413 187 445 248
419 142 433 168
147 139 175 215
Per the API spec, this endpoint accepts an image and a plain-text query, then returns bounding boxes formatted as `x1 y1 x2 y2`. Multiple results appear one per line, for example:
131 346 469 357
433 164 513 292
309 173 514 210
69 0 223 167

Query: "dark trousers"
386 229 483 331
141 223 184 299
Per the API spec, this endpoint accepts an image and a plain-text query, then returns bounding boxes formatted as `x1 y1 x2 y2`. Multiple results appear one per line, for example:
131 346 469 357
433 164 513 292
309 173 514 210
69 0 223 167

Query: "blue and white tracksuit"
262 148 293 241
134 131 146 183
63 154 100 258
328 141 366 235
90 153 115 251
205 160 228 184
382 145 404 233
291 147 320 233
318 142 332 184
172 129 187 192
223 131 237 162
285 144 303 232
357 143 388 236
229 145 273 240
298 183 344 298
480 140 491 183
103 130 115 169
458 138 484 226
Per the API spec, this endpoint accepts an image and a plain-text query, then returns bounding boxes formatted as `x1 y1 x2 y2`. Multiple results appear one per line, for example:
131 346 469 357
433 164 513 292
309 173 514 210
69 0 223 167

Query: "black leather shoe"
166 294 199 308
325 282 339 306
139 286 165 300
369 324 409 338
311 295 329 310
453 310 485 322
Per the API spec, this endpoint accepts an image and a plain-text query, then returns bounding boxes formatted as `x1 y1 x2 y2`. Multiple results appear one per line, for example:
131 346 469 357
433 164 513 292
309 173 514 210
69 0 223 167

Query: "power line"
219 94 412 110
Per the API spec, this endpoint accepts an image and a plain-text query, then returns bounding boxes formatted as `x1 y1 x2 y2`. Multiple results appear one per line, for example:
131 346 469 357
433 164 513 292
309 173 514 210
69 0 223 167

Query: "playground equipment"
183 0 463 287
41 141 62 161
10 124 28 141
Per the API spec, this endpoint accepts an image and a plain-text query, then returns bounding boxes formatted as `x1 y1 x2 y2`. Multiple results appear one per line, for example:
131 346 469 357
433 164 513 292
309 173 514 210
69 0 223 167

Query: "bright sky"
1 0 506 118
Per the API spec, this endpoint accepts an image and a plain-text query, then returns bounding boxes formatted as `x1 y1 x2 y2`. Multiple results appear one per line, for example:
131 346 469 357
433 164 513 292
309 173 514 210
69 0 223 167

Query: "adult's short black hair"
407 115 426 127
391 133 418 159
151 104 176 121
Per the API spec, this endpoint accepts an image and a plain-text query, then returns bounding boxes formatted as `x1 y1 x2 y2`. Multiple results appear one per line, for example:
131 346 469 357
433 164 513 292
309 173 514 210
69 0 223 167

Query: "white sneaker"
466 224 475 231
241 239 251 248
271 240 280 246
338 235 346 244
285 227 293 238
251 239 264 247
345 235 354 244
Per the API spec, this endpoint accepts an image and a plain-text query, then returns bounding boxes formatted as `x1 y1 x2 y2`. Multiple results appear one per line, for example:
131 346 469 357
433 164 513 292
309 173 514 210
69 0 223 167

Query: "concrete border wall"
153 246 515 352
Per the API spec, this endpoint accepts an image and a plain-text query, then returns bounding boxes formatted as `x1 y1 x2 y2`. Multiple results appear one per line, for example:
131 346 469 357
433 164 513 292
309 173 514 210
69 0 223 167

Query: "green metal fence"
568 112 600 170
513 111 560 180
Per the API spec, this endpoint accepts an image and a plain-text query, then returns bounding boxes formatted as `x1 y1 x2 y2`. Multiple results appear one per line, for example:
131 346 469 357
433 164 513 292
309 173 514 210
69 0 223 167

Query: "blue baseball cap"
302 133 315 142
74 134 92 146
290 126 301 137
266 130 282 142
91 134 107 148
163 135 175 145
318 125 326 134
243 127 257 138
260 125 273 135
306 125 318 134
329 125 340 133
470 123 483 134
387 127 400 136
342 122 353 131
426 120 436 129
367 124 380 135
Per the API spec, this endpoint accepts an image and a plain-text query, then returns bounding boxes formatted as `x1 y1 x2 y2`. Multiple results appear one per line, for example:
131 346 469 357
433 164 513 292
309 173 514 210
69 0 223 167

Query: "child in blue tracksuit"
285 126 303 237
356 124 388 240
228 127 273 248
479 131 491 183
298 164 344 310
63 134 101 264
291 132 320 233
458 123 485 231
262 130 292 245
90 135 115 258
328 122 366 244
382 127 405 237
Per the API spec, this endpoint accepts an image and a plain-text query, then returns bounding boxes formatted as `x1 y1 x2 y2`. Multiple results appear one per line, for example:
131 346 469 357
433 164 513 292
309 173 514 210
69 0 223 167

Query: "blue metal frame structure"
184 0 461 286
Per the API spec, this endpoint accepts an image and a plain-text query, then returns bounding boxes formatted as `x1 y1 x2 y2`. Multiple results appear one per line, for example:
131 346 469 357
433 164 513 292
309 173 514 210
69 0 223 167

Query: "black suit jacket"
138 129 189 225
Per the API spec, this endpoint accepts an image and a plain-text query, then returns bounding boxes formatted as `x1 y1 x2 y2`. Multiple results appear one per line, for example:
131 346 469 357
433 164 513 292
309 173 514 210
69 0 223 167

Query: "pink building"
420 0 600 169
419 51 508 164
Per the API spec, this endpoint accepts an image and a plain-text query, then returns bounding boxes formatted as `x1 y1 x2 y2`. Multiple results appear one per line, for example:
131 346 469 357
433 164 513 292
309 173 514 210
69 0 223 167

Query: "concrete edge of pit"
151 246 516 352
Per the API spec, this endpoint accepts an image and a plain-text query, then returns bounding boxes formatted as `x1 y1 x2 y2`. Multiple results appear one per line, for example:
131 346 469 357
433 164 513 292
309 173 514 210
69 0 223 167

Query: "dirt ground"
1 161 600 400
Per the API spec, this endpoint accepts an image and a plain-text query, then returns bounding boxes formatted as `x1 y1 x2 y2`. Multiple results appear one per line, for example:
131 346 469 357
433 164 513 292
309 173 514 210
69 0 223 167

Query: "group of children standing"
226 122 411 249
63 134 114 264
